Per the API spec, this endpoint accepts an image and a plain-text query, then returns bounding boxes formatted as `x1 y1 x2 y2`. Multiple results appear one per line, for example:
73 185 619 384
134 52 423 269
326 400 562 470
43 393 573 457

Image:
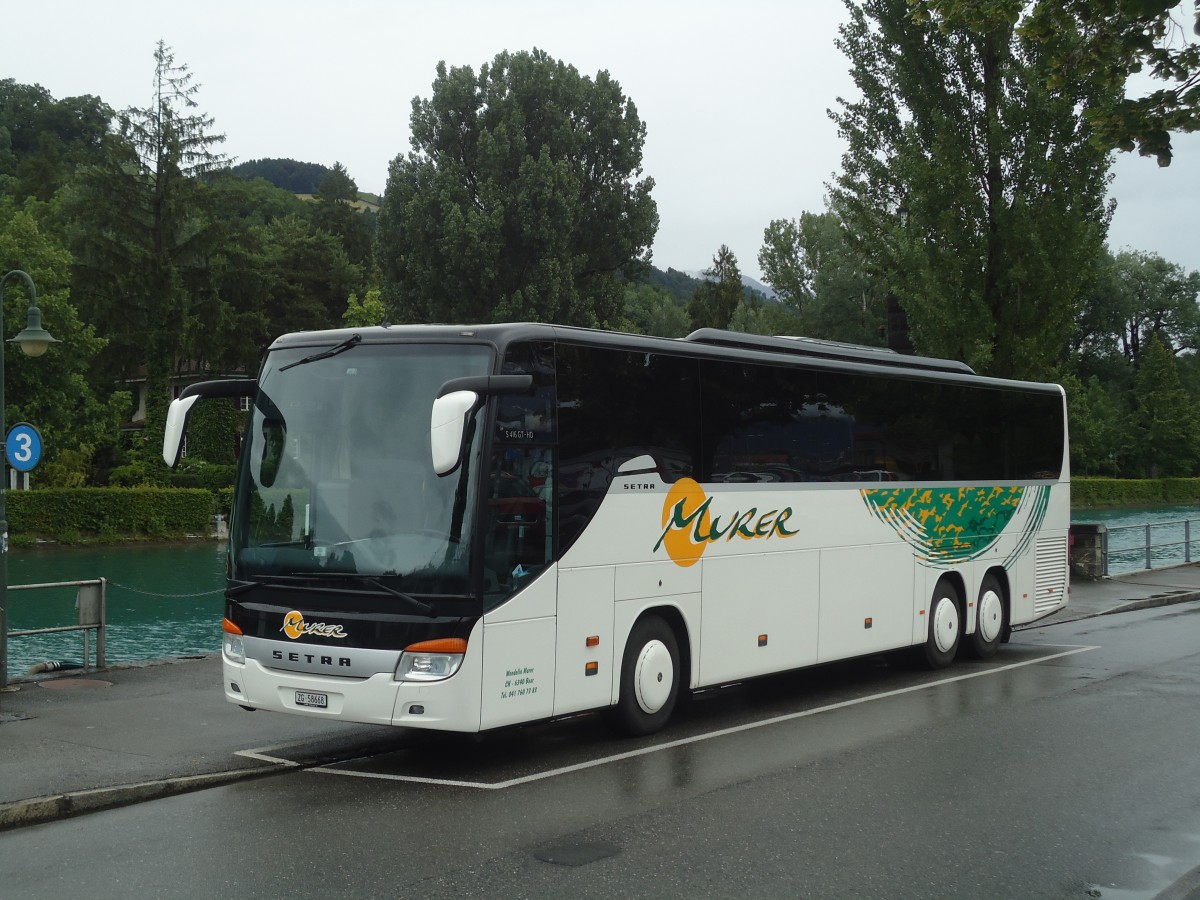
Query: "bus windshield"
230 341 493 600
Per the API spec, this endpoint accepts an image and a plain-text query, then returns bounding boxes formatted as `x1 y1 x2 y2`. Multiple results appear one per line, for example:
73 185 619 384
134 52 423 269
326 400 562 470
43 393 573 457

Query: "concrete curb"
0 763 289 832
1013 591 1200 632
1098 591 1200 617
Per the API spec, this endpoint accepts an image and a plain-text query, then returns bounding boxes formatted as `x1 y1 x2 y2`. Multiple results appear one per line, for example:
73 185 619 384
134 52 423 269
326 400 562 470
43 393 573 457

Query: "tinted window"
557 345 701 550
485 342 556 609
700 360 1062 483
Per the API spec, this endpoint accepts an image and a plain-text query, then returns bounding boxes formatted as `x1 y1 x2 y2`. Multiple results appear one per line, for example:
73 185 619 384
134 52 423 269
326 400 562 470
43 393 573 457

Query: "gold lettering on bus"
281 610 348 640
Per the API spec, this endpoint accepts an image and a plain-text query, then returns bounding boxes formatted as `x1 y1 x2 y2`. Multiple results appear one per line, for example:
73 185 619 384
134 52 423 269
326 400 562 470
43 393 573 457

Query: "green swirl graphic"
861 485 1046 564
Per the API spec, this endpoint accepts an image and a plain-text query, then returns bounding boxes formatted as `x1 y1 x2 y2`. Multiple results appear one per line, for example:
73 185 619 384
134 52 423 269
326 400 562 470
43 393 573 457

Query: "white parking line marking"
307 643 1099 789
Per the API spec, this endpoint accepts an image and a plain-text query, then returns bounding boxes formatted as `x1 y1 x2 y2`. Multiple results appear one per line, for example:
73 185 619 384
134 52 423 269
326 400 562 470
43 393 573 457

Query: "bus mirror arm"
431 374 533 476
162 378 258 469
436 374 532 398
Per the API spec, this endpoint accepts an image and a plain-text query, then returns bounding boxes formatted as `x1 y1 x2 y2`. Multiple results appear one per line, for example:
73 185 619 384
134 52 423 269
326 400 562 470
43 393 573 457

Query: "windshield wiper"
279 333 362 372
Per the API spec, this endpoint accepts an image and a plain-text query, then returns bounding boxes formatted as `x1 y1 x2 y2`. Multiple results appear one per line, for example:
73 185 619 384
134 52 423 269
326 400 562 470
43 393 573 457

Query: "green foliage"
343 288 388 328
230 157 332 193
6 487 216 537
259 214 361 335
832 0 1113 379
0 204 129 485
64 41 230 405
1061 372 1133 477
185 397 243 466
645 267 706 306
1133 333 1200 477
0 79 113 200
622 284 690 337
378 48 658 327
686 245 746 331
1012 0 1200 166
312 162 373 272
921 0 1200 166
109 447 235 491
758 210 887 345
1072 478 1200 508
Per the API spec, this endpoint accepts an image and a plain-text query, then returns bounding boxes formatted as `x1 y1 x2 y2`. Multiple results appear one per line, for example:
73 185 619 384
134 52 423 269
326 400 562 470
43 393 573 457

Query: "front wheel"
921 581 961 669
604 615 680 737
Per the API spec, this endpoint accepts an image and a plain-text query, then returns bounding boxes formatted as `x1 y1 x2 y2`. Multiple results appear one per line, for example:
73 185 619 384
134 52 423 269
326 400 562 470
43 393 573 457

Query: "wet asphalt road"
3 603 1200 900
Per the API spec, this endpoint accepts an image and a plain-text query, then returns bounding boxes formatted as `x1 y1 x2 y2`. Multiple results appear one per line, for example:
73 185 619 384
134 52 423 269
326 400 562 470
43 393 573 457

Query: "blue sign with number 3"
6 422 43 472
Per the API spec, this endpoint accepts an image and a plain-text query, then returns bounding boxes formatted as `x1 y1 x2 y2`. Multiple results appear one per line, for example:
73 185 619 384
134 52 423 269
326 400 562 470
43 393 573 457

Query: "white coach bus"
163 324 1069 736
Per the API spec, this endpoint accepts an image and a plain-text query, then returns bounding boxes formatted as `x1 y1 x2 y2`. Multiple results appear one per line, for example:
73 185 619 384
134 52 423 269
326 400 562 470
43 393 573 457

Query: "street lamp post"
0 270 59 692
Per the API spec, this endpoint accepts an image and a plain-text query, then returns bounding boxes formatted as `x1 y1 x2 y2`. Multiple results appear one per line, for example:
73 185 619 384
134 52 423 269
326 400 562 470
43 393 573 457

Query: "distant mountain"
683 270 778 303
231 158 332 194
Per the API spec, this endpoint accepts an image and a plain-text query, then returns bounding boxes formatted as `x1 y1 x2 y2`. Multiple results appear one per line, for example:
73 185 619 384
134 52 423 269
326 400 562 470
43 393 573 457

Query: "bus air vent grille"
1034 536 1068 613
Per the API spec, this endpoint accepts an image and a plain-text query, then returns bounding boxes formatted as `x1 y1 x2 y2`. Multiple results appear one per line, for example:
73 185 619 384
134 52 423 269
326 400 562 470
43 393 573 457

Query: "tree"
922 0 1200 166
687 245 746 331
1060 371 1133 477
1111 250 1200 360
378 48 658 327
312 162 373 272
759 210 886 345
0 205 128 485
0 80 113 201
1133 333 1199 477
66 41 229 433
259 214 360 336
344 288 387 328
830 0 1113 379
623 283 690 337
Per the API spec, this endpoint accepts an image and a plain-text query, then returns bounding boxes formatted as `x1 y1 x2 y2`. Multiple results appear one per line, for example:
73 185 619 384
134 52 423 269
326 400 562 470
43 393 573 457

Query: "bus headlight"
396 638 467 682
222 617 245 665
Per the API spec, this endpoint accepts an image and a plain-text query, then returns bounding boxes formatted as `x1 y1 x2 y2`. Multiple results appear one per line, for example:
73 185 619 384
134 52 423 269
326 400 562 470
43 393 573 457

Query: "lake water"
1073 505 1200 575
5 542 225 680
4 503 1200 679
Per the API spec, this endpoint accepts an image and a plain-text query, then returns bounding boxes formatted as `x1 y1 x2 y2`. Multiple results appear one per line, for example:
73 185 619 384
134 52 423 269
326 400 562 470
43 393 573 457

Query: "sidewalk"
3 565 1200 831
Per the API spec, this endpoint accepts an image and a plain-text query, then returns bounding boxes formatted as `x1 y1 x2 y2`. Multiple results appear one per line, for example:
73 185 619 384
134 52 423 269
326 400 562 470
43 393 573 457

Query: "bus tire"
966 574 1005 659
921 580 961 669
605 615 680 737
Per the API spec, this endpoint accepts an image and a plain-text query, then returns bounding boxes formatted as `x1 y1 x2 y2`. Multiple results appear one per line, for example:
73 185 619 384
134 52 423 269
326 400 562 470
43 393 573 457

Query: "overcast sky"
6 1 1198 284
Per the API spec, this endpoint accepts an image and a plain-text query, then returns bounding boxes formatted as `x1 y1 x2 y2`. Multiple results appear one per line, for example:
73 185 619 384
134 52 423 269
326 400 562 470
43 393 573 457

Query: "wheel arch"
978 565 1012 642
641 604 693 691
934 570 967 613
980 565 1011 611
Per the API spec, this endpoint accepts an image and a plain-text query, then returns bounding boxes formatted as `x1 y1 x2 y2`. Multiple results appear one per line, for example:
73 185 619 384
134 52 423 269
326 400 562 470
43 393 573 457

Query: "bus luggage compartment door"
553 566 616 717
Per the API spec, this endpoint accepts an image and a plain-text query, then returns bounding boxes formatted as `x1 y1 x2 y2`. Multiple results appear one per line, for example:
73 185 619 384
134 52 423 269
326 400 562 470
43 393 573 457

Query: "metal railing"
4 578 106 687
1098 520 1200 576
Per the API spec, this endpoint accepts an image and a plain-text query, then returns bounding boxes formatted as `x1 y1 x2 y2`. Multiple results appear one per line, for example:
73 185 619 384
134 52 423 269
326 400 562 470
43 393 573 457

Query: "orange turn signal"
404 637 468 654
222 617 243 635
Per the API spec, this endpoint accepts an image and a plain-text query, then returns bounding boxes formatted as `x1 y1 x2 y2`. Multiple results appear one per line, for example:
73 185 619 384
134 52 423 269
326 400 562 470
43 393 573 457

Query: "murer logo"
654 478 798 567
281 610 348 640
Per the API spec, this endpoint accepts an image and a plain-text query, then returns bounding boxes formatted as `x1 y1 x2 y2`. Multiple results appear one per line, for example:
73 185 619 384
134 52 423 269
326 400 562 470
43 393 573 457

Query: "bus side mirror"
162 395 200 468
431 390 479 476
161 378 258 469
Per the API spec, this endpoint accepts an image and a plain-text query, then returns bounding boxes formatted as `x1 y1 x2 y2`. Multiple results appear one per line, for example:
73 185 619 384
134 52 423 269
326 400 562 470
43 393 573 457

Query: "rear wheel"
921 581 961 669
966 574 1005 659
604 615 680 736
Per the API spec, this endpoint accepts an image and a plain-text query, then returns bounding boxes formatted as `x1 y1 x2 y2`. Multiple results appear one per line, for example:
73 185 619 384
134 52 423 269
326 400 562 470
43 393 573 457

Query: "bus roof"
267 322 1063 392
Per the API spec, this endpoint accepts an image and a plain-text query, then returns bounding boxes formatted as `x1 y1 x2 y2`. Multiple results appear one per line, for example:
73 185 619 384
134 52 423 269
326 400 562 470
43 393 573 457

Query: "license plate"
295 690 328 709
